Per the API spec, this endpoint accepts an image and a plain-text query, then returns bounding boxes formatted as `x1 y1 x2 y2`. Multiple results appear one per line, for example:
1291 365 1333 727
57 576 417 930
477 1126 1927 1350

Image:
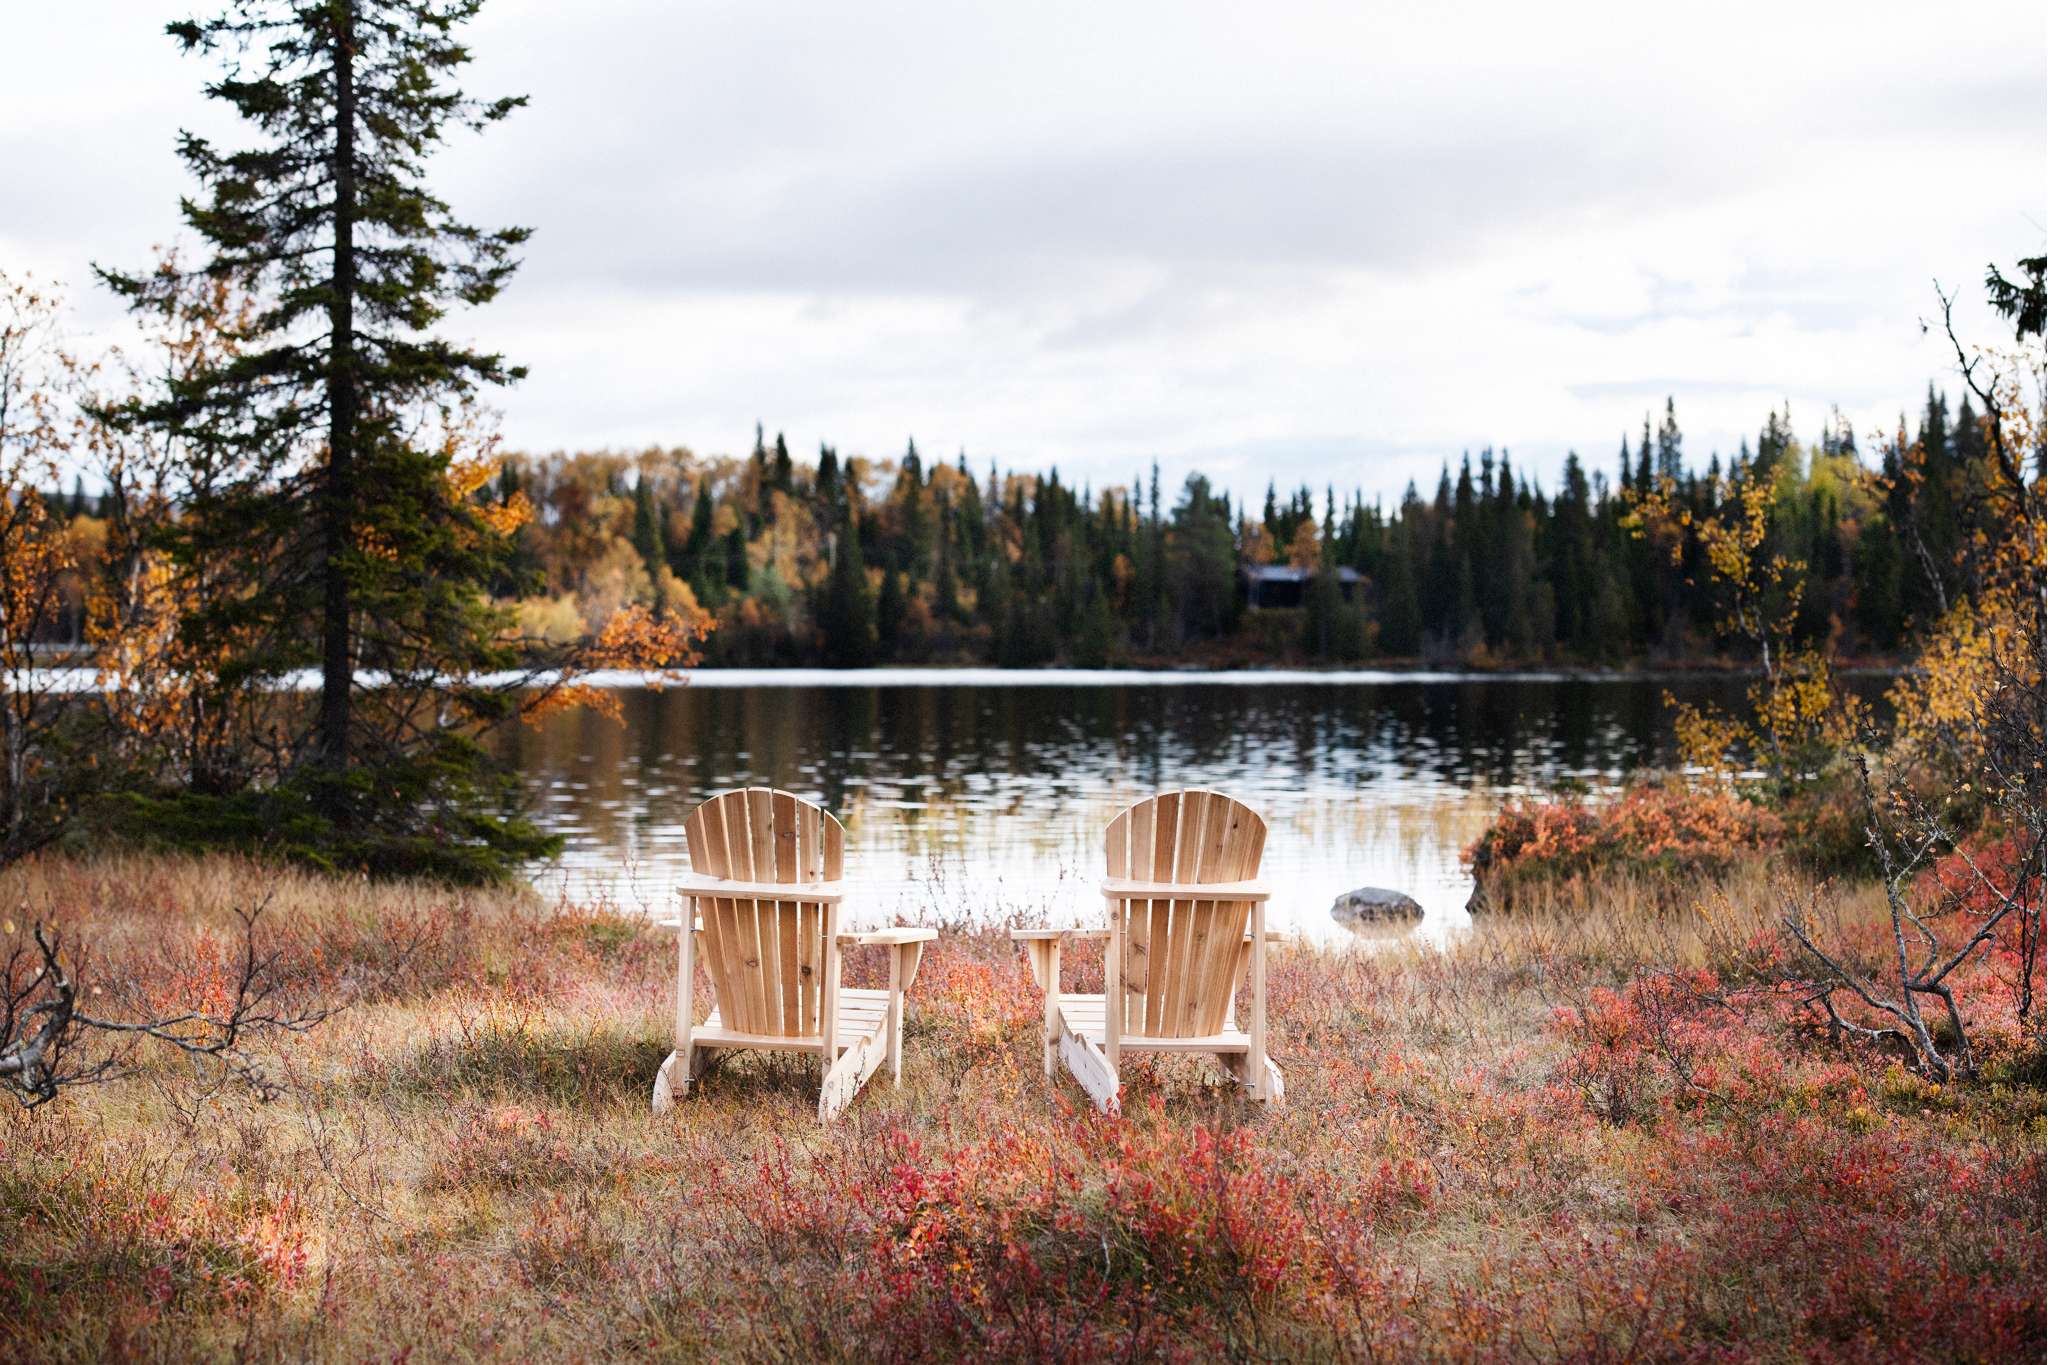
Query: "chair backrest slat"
685 788 843 1038
687 794 737 1030
1104 789 1265 1039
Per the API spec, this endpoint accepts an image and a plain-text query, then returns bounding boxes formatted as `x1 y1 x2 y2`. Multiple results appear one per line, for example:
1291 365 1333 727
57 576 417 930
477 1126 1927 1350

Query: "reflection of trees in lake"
509 678 1767 846
503 677 1900 927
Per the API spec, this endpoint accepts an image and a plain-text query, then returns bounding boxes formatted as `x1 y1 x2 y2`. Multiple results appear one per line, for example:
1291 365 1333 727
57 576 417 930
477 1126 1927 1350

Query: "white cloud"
4 0 2040 502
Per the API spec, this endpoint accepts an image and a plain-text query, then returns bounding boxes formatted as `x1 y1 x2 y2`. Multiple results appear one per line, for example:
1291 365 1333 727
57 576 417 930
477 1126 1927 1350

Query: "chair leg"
1258 1055 1285 1106
1215 1050 1284 1107
1059 1021 1120 1115
818 1029 886 1123
657 909 698 1114
1247 901 1269 1101
651 1041 699 1113
1025 940 1061 1079
886 946 905 1087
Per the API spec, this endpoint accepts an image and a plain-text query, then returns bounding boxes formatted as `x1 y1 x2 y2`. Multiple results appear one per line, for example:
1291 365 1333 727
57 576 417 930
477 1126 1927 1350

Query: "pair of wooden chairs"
652 786 1282 1122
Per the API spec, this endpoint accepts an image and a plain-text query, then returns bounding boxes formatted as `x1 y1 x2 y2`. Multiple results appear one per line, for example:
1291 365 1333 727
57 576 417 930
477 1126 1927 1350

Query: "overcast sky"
4 1 2042 504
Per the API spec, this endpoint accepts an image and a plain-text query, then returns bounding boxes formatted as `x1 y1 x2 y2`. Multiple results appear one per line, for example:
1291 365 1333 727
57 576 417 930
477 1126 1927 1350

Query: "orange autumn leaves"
426 402 715 724
522 602 713 725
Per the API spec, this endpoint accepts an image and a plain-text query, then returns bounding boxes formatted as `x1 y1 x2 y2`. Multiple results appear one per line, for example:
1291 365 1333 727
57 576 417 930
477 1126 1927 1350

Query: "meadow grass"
0 853 2039 1361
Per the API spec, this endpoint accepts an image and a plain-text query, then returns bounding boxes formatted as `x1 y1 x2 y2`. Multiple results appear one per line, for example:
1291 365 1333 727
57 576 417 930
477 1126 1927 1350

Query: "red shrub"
683 1109 1427 1361
1466 784 1781 892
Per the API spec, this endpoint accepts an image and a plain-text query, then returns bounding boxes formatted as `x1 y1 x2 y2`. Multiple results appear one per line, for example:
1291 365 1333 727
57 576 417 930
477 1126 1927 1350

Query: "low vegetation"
1464 780 1786 905
1 851 2038 1361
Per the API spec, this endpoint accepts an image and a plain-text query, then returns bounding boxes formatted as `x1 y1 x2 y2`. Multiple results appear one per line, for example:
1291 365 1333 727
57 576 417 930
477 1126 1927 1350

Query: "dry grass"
0 852 2040 1361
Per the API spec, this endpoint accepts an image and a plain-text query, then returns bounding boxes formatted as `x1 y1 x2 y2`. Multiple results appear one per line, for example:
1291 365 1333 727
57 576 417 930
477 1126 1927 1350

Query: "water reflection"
504 674 1777 944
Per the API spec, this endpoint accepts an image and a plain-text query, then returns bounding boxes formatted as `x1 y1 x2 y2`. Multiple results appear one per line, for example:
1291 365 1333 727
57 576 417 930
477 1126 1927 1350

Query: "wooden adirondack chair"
1012 788 1284 1113
651 788 935 1123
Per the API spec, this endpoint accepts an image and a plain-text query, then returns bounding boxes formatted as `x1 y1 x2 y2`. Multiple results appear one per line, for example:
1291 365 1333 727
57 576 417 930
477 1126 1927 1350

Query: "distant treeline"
469 389 1982 668
36 389 1967 669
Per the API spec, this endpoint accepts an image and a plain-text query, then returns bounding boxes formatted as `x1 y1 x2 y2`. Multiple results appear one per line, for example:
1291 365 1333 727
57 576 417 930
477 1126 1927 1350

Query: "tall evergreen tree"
722 523 749 596
770 431 793 496
1756 405 1794 482
1302 542 1365 662
1375 524 1422 657
821 501 876 666
816 444 840 504
631 473 665 580
1168 475 1238 642
876 567 905 658
101 0 547 873
1656 397 1683 479
680 477 718 599
746 422 769 527
1072 580 1117 668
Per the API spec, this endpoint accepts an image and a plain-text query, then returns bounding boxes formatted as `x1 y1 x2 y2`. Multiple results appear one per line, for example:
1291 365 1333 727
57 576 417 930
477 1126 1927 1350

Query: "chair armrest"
1244 931 1289 944
1011 927 1105 994
836 927 938 947
675 875 846 903
1101 878 1269 902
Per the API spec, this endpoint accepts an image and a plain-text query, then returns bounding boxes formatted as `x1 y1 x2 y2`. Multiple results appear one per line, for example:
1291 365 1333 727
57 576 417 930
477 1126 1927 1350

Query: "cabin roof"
1239 564 1363 584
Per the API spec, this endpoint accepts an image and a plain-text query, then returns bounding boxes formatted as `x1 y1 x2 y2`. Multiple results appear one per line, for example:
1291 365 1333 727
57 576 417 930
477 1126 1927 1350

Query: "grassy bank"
1 854 2041 1361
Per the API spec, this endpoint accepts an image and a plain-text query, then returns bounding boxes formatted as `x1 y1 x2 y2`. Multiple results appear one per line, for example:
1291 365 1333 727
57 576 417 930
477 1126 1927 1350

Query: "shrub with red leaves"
1466 784 1781 907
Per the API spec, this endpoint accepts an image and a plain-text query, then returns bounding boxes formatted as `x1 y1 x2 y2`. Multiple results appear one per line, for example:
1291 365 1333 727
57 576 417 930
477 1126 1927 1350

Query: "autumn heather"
0 851 2039 1361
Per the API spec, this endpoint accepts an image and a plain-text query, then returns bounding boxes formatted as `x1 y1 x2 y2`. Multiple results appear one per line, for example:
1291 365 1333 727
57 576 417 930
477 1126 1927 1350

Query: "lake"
503 670 1779 943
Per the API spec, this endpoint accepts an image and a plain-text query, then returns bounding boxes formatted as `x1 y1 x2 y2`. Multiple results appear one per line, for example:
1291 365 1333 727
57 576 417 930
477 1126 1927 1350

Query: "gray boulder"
1331 886 1423 925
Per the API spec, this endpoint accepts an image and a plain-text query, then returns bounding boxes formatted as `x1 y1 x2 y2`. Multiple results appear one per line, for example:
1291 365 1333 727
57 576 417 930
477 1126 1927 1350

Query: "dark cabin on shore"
1239 564 1364 610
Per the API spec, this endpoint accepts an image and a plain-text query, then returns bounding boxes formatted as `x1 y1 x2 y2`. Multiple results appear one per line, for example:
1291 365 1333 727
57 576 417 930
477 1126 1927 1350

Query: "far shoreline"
18 660 1907 693
571 661 1910 689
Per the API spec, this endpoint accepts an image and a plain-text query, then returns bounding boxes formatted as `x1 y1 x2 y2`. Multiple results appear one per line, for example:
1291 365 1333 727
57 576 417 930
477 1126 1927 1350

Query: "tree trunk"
320 3 358 774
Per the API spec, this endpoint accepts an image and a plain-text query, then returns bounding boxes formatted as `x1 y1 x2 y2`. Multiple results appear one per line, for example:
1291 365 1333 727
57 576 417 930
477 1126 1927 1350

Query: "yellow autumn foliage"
1627 469 1855 785
1886 338 2045 770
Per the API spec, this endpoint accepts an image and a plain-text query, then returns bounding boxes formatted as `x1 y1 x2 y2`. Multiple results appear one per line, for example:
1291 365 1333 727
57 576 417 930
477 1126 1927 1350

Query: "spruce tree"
680 477 718 598
1072 581 1116 667
100 0 546 875
1453 554 1481 657
723 524 750 595
816 444 840 504
1552 453 1591 649
1656 397 1683 479
747 422 769 528
1302 547 1363 662
1376 542 1422 658
822 501 876 666
876 567 905 658
631 473 665 580
1984 255 2047 341
1756 406 1794 482
771 432 794 496
896 439 930 574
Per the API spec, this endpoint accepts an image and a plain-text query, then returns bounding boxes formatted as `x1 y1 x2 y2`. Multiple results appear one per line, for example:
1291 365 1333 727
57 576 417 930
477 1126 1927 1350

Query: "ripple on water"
510 673 1806 947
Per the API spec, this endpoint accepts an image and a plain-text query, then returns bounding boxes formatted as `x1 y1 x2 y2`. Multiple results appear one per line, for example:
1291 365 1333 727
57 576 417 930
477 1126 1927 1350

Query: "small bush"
1466 781 1781 910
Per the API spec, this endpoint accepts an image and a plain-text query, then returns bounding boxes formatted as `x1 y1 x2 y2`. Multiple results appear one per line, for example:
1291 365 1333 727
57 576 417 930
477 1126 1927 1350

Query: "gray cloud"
4 0 2042 504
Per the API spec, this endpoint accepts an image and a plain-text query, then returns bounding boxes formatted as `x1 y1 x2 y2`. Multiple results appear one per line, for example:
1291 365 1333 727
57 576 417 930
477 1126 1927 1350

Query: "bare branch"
1 898 330 1107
